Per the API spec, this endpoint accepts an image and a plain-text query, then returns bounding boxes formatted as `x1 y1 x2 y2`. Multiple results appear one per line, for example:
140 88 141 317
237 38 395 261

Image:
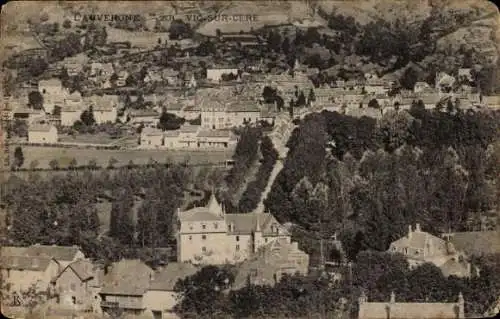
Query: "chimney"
390 291 396 303
408 225 412 239
415 223 421 232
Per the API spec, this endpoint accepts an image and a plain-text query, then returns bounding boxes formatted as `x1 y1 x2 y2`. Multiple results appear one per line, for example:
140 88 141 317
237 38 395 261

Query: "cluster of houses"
4 57 500 149
1 193 499 318
1 196 310 318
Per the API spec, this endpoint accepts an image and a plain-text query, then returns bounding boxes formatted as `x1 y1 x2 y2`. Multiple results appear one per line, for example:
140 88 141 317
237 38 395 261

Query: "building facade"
51 259 101 313
176 195 291 265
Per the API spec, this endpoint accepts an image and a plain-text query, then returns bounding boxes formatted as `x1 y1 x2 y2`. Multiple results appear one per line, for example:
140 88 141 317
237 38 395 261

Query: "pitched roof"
142 127 163 136
29 124 56 132
1 255 55 271
1 246 28 256
197 129 233 138
55 259 95 282
129 109 159 117
179 194 224 222
446 231 500 256
164 130 181 137
100 259 153 296
233 239 308 289
85 95 120 111
226 101 260 113
149 262 198 291
225 213 288 236
39 78 62 88
24 245 82 261
179 124 200 134
179 207 223 222
390 227 448 257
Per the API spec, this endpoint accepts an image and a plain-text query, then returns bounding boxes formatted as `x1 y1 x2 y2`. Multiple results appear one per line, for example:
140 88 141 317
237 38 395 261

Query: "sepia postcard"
1 0 500 318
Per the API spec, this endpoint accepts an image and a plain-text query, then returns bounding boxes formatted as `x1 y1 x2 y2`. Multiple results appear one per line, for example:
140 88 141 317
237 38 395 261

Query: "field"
12 145 235 169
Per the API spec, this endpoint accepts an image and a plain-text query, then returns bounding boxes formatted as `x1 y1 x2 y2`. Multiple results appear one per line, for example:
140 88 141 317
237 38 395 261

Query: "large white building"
201 99 261 129
206 67 239 82
176 195 291 265
140 124 238 150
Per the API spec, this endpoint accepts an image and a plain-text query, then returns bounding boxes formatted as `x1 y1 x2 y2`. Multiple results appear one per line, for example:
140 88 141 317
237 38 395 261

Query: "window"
265 238 268 243
214 223 218 229
404 248 408 255
202 224 206 230
72 296 76 304
202 247 207 253
250 269 258 277
188 235 192 240
202 235 207 240
236 245 240 251
236 236 240 242
70 283 76 291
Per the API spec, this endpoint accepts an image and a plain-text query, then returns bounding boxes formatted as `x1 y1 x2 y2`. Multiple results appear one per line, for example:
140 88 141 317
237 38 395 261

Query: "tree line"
171 251 500 318
264 108 500 260
2 164 195 265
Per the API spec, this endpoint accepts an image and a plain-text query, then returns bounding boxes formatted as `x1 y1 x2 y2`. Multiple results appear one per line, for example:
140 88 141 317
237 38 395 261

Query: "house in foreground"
100 259 197 319
358 291 465 319
99 259 154 318
50 259 103 314
0 245 86 295
144 262 198 319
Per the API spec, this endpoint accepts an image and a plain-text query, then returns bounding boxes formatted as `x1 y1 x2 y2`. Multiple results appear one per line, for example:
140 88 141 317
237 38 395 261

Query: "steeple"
207 190 223 217
294 58 300 71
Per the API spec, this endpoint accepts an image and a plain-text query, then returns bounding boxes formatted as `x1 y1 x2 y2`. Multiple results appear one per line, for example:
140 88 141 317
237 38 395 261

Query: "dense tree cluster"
238 136 279 213
173 251 500 318
168 19 193 40
223 127 262 211
2 164 191 264
352 251 500 315
158 108 185 131
174 265 346 319
265 109 500 260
